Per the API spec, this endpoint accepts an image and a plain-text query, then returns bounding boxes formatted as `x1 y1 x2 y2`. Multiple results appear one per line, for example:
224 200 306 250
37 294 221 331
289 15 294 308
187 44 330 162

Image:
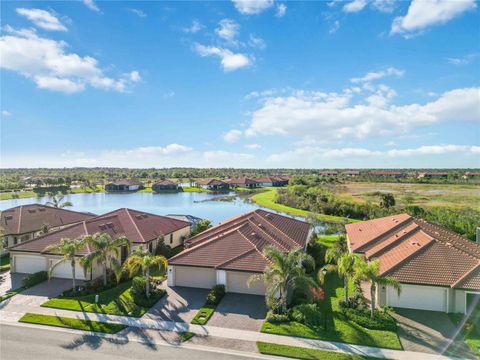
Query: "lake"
0 192 261 225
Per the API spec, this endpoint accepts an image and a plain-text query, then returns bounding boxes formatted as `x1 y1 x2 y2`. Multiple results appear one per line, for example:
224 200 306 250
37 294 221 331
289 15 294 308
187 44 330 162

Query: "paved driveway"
208 293 266 331
145 285 209 323
393 308 475 357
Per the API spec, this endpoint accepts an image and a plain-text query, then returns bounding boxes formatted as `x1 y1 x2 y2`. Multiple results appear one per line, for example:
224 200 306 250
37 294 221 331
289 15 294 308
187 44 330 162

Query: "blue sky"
1 0 479 168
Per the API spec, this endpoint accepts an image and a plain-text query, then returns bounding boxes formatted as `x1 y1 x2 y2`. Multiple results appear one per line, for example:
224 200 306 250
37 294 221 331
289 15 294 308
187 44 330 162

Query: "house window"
170 233 173 244
13 237 18 245
148 242 153 253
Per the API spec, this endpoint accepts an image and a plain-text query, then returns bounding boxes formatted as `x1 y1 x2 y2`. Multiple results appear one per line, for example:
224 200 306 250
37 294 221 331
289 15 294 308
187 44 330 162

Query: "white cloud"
276 3 287 17
194 44 253 71
350 67 404 83
16 8 67 31
391 0 476 36
203 150 254 163
107 144 192 157
387 145 480 157
1 110 12 117
183 19 203 33
223 129 243 143
128 8 147 18
245 143 262 150
0 27 140 93
246 86 480 141
232 0 275 15
216 19 240 43
83 0 100 12
371 0 396 13
249 34 266 49
448 53 479 66
343 0 368 13
329 20 340 34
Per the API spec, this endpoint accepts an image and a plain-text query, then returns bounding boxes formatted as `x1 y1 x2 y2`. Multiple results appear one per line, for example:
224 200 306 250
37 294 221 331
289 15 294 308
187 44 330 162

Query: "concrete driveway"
393 308 475 358
208 293 266 331
145 285 209 323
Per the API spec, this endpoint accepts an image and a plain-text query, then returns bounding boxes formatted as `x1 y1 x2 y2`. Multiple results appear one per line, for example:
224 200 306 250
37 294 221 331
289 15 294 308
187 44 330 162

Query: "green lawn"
262 275 401 350
251 188 355 223
0 287 26 302
318 235 341 248
257 342 378 360
191 304 216 325
41 281 165 317
447 307 480 357
0 254 10 273
0 191 38 200
70 186 105 194
183 186 211 193
19 313 126 334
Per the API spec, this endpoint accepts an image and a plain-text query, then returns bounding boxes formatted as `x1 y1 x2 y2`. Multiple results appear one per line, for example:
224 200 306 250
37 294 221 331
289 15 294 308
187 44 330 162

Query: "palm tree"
249 246 316 314
354 258 401 317
324 235 348 264
46 192 73 208
44 237 86 293
122 248 168 298
327 252 360 304
80 233 131 286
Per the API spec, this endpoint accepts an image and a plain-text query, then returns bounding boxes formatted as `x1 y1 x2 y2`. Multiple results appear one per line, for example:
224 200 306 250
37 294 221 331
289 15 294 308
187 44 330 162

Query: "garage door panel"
175 266 216 289
50 260 87 280
227 271 265 295
15 255 47 274
387 284 447 312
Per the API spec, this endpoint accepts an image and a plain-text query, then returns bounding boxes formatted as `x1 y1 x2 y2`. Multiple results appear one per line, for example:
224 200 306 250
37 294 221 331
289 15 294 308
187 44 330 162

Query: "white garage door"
15 255 47 274
50 260 87 280
227 271 265 295
174 266 216 289
387 284 447 312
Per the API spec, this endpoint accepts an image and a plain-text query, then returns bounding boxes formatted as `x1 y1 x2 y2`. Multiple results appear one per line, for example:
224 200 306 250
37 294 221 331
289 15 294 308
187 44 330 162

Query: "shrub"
341 307 396 331
22 271 48 288
266 311 290 323
130 275 165 306
289 303 322 326
206 284 225 306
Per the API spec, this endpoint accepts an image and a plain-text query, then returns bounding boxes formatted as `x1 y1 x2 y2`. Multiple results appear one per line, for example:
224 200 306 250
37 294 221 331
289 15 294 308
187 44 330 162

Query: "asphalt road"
0 324 264 360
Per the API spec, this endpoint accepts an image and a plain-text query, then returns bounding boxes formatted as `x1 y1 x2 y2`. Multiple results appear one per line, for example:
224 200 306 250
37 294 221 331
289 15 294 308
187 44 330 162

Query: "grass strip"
19 313 126 334
190 304 216 325
257 342 377 360
180 331 196 342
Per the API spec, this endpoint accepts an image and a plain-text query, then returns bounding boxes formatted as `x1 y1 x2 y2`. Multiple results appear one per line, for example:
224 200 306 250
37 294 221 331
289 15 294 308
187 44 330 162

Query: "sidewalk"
0 302 456 360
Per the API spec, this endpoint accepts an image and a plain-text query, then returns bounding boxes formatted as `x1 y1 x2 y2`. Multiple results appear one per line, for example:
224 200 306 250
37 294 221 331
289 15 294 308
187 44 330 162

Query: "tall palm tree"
46 192 73 208
326 252 360 304
354 258 401 317
44 237 86 293
249 246 316 314
122 248 168 298
80 233 131 286
324 235 348 264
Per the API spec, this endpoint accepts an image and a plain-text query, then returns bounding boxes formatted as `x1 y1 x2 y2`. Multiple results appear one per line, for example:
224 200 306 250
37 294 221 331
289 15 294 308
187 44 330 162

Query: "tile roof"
169 209 311 273
346 214 480 290
196 179 228 186
153 180 178 186
9 208 190 255
106 180 143 186
227 177 260 185
1 204 95 235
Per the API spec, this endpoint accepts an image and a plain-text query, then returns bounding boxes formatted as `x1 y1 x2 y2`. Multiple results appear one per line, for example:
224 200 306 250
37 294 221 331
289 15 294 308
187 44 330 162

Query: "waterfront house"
105 180 144 192
152 180 179 192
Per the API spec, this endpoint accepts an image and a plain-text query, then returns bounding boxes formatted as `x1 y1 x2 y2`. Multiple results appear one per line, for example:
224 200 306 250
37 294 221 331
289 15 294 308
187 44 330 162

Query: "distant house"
1 204 95 248
369 170 406 178
319 170 338 176
342 170 360 177
228 177 260 189
9 208 190 280
346 214 480 314
254 176 290 187
105 180 144 192
152 180 179 192
418 171 450 179
465 171 480 179
195 179 229 191
166 214 203 231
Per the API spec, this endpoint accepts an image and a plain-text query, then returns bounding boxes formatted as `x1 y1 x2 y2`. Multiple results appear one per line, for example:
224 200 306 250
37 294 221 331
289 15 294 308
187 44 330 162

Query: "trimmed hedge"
341 307 396 331
130 276 166 306
266 311 290 323
206 284 225 306
22 271 48 288
289 304 322 326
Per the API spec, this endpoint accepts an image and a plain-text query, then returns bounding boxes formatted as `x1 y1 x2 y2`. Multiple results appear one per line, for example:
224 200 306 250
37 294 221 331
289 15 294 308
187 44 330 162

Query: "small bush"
206 284 225 306
289 303 322 326
130 275 165 306
266 311 290 323
22 271 48 288
342 307 396 331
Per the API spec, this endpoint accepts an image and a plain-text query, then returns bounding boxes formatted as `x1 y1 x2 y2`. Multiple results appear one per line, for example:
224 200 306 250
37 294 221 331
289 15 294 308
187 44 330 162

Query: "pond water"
0 192 261 225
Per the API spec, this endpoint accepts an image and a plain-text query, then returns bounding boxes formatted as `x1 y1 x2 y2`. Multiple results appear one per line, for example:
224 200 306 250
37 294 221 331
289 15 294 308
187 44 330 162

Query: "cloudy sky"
1 0 479 168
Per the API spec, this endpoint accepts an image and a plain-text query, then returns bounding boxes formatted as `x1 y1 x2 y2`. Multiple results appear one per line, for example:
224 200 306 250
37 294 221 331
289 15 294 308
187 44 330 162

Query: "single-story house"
1 204 95 248
227 177 260 189
166 214 203 231
319 170 338 176
465 171 480 178
346 214 480 314
168 209 311 295
152 180 179 192
9 208 191 280
368 170 406 178
195 179 229 191
254 176 289 187
105 180 144 192
342 170 360 177
417 171 450 179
